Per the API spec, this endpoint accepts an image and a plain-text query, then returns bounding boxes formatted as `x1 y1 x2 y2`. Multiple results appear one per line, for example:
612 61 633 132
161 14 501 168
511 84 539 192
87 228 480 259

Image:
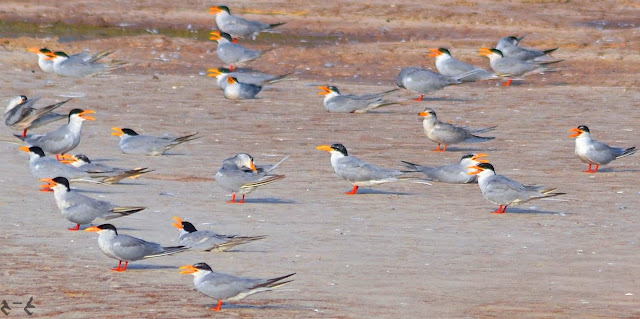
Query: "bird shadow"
118 264 178 270
436 146 498 152
410 96 476 102
499 208 570 215
217 303 296 311
587 168 640 173
238 198 297 204
348 188 414 195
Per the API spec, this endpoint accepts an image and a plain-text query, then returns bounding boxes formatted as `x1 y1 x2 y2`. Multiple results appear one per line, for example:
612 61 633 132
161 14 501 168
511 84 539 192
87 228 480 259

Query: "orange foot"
345 186 359 195
212 300 224 311
111 261 129 272
68 224 80 231
502 79 513 86
431 144 448 152
413 94 424 101
492 205 508 214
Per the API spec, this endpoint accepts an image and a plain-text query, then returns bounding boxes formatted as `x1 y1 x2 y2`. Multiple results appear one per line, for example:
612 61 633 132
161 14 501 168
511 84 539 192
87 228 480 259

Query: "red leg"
229 65 237 71
345 185 359 195
212 300 223 311
431 143 442 152
111 260 123 271
238 195 245 204
492 205 507 214
592 164 600 173
121 261 129 271
22 129 28 137
68 224 80 231
502 79 512 86
232 38 238 44
227 193 237 203
56 154 62 161
413 94 424 101
441 144 448 152
583 164 592 173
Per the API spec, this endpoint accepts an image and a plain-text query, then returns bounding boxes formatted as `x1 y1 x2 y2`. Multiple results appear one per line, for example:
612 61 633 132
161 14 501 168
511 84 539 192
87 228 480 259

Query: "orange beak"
249 161 257 171
478 47 492 56
44 52 57 60
38 178 56 192
19 145 31 153
111 127 124 136
28 47 41 54
209 6 222 14
84 226 102 232
428 48 441 58
172 216 184 229
418 111 430 117
79 110 96 121
209 31 221 41
472 153 489 163
317 86 331 95
569 128 583 138
227 77 236 84
467 165 483 175
179 264 198 274
316 145 333 152
59 154 77 164
207 68 222 77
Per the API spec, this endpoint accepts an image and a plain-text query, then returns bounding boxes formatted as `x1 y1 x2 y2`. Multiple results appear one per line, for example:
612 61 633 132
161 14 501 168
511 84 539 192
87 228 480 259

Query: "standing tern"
85 224 189 272
4 95 70 137
21 146 149 184
39 177 146 231
209 31 266 70
172 217 266 251
429 48 496 82
207 67 292 90
419 108 495 152
468 162 565 214
396 67 479 101
47 51 126 78
224 76 262 99
317 86 398 113
479 47 562 86
16 108 95 160
401 153 489 184
215 153 287 203
570 125 636 173
209 6 286 40
496 35 558 61
316 144 429 195
111 127 199 156
180 262 294 311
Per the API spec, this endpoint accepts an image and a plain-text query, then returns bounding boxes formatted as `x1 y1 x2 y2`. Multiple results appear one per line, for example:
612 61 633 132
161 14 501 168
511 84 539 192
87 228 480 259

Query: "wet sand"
1 1 640 318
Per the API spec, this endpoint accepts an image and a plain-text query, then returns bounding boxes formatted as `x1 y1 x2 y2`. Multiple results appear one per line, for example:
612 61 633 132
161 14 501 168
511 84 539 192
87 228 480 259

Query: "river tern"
215 153 287 203
570 125 636 173
419 108 495 152
317 86 398 113
111 127 199 156
172 217 266 251
429 48 496 82
402 153 489 184
5 95 70 137
209 31 265 70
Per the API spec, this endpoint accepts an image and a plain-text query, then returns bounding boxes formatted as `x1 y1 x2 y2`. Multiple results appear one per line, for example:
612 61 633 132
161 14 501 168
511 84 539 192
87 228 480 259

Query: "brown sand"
1 1 640 318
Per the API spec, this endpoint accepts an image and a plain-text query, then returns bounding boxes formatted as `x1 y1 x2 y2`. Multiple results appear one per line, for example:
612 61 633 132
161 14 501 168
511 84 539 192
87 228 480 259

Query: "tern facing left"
570 125 636 173
402 153 489 184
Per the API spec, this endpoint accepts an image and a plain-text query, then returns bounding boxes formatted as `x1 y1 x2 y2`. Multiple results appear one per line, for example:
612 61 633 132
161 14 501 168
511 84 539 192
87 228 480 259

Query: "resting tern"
47 51 126 77
429 48 496 82
111 127 199 156
215 153 287 203
209 6 286 40
570 125 636 173
402 153 489 184
16 108 95 160
479 48 562 86
209 31 265 70
396 67 479 101
4 95 70 137
468 162 565 214
39 177 146 231
59 153 152 178
496 35 558 61
317 86 398 113
316 144 429 195
207 67 291 90
85 224 189 272
29 47 114 73
223 76 262 99
172 217 266 251
180 262 294 311
21 146 148 184
419 108 495 152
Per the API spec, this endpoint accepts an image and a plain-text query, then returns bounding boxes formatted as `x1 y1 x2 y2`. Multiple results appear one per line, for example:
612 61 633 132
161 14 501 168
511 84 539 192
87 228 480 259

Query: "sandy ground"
1 1 640 318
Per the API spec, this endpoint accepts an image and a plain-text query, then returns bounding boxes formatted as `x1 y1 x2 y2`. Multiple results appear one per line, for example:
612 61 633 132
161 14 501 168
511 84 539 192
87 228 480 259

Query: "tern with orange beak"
396 66 480 101
223 76 262 99
208 67 292 90
59 153 152 178
4 95 70 137
215 153 288 203
316 144 429 195
111 127 199 156
180 262 294 311
209 6 286 40
402 153 490 184
317 86 398 113
172 217 266 251
85 224 189 272
16 108 95 160
496 35 558 61
209 31 265 70
468 163 565 214
478 47 562 86
419 108 495 152
29 47 115 73
47 50 126 77
570 125 636 173
429 48 496 82
39 177 146 231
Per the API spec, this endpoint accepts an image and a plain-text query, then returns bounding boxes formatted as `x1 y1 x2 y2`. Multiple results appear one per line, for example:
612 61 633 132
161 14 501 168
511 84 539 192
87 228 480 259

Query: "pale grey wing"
220 16 270 37
583 140 619 164
78 162 117 174
28 112 67 130
23 123 76 154
336 157 402 182
4 97 39 126
238 83 262 99
492 58 537 76
398 68 458 94
120 135 172 155
217 43 261 64
483 175 528 204
440 60 496 81
324 96 373 113
216 166 262 192
56 60 109 77
180 231 228 250
431 122 475 144
231 72 277 85
62 192 115 224
427 163 474 183
31 158 88 180
110 235 164 261
196 272 266 299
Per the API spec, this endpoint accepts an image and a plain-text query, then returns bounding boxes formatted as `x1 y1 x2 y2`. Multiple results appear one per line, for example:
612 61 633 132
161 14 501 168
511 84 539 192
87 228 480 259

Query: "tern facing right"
111 127 199 156
420 108 495 152
172 216 266 252
317 86 398 113
85 224 189 272
215 153 287 203
402 153 489 184
4 95 70 137
39 177 146 231
570 125 636 173
180 262 295 311
468 163 565 214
